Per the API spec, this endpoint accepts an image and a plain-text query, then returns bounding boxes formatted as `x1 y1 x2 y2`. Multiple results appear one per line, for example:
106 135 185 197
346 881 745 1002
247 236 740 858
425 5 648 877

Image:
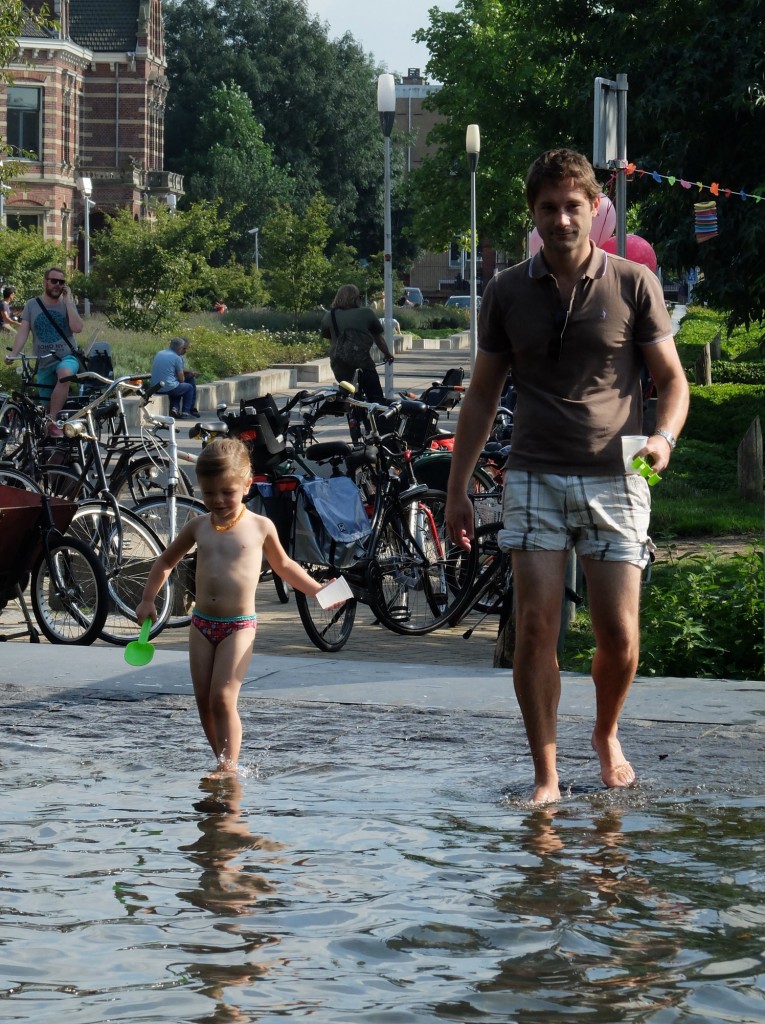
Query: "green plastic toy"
124 618 155 666
632 455 661 486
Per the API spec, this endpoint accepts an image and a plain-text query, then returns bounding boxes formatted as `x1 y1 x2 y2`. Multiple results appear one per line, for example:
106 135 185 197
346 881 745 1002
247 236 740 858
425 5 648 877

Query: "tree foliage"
411 0 765 329
86 202 232 333
163 0 389 257
261 194 333 323
180 81 293 264
0 227 69 300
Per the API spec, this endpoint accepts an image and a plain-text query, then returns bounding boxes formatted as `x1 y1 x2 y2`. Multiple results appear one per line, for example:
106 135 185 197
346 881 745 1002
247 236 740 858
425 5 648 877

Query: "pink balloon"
599 233 658 273
589 194 616 244
528 227 543 256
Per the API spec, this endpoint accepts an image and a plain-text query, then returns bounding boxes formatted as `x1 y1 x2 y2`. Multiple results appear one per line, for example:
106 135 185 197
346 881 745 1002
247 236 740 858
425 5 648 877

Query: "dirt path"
653 535 762 560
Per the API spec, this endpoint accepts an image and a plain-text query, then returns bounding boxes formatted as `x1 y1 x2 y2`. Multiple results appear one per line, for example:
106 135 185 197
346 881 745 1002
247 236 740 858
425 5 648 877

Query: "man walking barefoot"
445 149 689 803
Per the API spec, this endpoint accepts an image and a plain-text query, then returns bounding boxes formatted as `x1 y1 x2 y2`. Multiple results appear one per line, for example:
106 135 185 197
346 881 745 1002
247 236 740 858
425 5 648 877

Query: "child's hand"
135 600 157 624
316 577 352 609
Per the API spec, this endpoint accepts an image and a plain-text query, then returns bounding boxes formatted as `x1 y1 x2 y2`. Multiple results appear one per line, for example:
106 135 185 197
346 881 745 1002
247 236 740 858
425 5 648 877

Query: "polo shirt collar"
529 240 608 281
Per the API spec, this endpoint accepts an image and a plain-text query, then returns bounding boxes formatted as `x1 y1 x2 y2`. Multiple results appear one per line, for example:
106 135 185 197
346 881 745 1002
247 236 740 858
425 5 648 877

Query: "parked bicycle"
0 468 109 645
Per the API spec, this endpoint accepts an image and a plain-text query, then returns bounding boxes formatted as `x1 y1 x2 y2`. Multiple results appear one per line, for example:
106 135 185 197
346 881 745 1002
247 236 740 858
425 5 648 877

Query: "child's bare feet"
591 730 636 789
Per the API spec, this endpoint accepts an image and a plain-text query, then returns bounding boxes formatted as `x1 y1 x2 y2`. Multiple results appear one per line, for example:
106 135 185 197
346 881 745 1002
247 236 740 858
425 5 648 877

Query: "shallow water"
1 689 764 1023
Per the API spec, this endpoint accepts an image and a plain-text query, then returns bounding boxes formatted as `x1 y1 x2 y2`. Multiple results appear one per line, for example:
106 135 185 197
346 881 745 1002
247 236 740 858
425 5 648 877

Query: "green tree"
86 202 231 333
411 0 765 331
0 227 68 300
261 194 333 323
163 0 388 256
177 81 294 264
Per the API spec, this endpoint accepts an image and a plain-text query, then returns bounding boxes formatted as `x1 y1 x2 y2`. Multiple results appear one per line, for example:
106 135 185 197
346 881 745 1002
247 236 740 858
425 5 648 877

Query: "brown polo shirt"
479 243 674 475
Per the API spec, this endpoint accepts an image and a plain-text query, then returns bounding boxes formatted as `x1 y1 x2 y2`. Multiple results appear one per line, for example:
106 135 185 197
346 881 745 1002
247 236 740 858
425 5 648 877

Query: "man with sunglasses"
4 267 84 437
446 148 689 805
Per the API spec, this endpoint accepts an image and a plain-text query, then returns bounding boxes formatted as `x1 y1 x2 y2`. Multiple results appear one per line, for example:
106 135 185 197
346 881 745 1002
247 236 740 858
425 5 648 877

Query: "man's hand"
445 492 475 551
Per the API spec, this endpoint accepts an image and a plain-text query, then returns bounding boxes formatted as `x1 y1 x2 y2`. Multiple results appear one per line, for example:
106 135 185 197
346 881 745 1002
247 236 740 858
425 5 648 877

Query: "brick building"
395 70 504 303
1 0 182 264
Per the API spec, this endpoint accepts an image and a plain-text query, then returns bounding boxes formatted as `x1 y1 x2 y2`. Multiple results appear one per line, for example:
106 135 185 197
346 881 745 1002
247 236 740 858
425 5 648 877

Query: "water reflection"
176 774 284 1021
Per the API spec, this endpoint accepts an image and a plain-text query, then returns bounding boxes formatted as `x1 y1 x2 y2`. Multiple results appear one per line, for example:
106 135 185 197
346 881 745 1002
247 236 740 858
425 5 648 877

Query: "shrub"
638 548 764 679
711 362 765 385
562 549 765 680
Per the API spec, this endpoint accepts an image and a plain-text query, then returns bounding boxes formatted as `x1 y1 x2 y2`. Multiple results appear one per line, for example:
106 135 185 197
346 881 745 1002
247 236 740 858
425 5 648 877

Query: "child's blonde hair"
196 437 252 483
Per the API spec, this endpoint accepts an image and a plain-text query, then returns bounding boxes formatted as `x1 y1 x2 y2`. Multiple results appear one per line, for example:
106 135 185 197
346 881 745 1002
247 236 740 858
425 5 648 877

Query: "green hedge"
710 362 765 385
685 384 765 456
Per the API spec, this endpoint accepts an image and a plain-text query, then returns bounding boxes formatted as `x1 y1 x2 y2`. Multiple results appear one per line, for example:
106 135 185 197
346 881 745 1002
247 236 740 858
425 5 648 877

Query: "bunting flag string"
625 163 765 203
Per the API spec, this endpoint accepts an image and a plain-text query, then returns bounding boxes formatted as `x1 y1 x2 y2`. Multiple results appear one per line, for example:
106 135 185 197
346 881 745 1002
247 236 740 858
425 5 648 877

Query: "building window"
448 239 482 268
7 86 42 159
7 213 42 231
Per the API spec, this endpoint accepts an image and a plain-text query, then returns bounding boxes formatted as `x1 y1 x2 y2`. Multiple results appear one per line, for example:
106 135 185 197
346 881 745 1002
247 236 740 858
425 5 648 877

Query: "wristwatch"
654 427 677 450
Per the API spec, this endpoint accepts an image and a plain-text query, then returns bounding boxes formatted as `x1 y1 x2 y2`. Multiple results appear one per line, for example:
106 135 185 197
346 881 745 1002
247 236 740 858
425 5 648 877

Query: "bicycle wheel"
0 400 25 460
68 501 171 645
369 488 479 635
29 535 109 645
131 495 207 627
294 564 357 652
110 456 194 506
0 464 42 491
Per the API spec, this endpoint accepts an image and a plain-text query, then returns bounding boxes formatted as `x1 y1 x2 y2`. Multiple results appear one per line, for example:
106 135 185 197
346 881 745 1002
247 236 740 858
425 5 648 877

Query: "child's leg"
206 627 257 769
189 626 219 756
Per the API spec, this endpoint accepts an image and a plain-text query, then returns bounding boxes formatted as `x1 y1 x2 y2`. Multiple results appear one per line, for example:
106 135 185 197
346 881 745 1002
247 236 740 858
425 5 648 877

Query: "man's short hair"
525 149 601 209
169 336 188 352
2 286 14 300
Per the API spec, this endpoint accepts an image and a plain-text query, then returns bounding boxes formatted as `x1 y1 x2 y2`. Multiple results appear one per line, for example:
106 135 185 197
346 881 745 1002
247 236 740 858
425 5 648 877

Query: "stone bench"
120 366 298 428
410 332 470 351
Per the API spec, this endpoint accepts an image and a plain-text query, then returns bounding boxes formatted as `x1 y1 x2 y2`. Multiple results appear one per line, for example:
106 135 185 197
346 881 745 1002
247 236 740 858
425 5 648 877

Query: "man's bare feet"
591 730 636 789
530 781 562 805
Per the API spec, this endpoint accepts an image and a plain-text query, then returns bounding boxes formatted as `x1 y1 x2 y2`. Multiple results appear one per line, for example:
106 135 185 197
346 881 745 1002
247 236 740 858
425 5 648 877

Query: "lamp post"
466 124 480 369
247 226 260 270
377 73 396 398
76 176 94 316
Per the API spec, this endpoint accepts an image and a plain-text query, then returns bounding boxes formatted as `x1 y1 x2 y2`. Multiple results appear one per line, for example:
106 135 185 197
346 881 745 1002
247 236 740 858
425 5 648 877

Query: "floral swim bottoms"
191 610 257 648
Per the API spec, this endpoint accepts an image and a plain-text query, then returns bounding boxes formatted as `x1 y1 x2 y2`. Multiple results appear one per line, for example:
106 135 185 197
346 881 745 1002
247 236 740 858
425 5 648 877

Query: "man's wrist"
653 427 677 450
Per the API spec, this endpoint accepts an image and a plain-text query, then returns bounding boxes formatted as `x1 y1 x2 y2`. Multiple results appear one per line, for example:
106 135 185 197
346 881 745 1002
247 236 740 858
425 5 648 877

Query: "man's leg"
580 558 642 789
511 548 569 803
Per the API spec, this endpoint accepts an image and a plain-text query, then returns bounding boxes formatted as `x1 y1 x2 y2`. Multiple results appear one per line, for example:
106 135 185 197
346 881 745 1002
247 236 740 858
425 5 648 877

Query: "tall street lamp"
76 176 95 316
466 124 480 369
248 226 260 270
377 73 396 398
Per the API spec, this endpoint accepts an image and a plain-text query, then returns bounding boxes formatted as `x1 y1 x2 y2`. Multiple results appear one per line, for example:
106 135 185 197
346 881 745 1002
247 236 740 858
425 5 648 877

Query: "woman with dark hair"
320 285 394 410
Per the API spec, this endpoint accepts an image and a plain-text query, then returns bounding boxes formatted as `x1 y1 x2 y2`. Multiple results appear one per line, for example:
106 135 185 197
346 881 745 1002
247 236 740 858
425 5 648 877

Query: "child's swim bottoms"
191 610 257 648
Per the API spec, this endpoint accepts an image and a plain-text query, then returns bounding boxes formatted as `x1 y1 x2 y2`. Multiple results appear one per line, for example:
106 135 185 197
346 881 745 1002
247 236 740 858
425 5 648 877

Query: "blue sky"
302 0 459 78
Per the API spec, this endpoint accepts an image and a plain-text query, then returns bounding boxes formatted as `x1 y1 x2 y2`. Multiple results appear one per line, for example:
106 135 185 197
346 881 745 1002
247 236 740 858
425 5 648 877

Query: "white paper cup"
621 435 648 472
316 576 354 608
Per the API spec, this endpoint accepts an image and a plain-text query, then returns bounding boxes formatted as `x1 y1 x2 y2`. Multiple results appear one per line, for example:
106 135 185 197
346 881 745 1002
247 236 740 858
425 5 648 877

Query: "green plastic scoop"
124 618 155 667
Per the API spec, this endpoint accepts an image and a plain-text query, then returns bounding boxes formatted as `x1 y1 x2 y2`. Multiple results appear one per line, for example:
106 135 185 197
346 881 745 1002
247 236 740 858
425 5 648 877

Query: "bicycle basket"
293 476 371 568
0 485 76 595
220 395 289 471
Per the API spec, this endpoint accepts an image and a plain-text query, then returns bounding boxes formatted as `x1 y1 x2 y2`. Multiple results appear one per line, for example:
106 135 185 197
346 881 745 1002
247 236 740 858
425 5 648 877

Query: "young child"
136 437 328 774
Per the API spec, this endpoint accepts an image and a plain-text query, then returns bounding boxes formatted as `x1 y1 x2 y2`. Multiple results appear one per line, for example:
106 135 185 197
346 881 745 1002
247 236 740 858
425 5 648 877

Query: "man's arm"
641 339 690 472
445 348 511 547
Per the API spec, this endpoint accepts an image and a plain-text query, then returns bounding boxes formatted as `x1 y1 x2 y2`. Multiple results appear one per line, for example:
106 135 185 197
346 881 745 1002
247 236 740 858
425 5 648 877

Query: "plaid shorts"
498 470 654 568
